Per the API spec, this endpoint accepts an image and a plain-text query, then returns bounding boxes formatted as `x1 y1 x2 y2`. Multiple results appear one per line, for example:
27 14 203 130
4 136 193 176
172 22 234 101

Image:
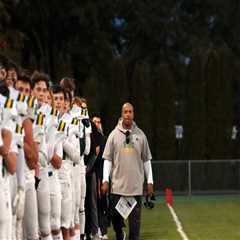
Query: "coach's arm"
101 159 112 194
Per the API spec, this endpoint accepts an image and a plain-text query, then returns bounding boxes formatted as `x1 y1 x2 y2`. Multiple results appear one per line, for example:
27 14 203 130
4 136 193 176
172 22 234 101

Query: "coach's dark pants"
85 172 99 238
110 194 142 240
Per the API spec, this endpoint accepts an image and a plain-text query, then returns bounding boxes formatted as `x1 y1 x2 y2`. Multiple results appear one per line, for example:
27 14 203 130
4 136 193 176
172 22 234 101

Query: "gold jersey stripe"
17 93 26 102
81 108 88 116
36 113 44 126
15 124 23 134
57 121 66 132
27 96 35 108
4 98 13 108
71 118 79 125
50 108 58 116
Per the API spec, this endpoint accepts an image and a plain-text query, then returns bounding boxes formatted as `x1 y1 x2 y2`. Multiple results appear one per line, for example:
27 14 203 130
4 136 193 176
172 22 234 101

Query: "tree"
152 63 176 160
204 47 233 159
103 57 129 133
218 46 234 159
184 49 206 160
131 61 154 149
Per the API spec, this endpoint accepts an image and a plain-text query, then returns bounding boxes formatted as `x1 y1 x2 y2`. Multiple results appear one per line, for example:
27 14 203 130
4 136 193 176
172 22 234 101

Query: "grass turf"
174 195 240 240
108 203 179 240
107 195 240 240
141 203 180 240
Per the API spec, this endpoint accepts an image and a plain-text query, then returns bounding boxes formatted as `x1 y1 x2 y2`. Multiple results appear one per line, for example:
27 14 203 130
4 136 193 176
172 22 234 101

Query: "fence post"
188 160 192 196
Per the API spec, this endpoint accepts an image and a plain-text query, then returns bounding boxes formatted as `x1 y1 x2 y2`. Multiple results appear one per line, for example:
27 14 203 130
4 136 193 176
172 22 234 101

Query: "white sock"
16 219 23 240
75 229 80 239
12 215 16 240
41 234 53 240
40 235 52 240
52 233 62 240
98 228 102 237
79 210 85 235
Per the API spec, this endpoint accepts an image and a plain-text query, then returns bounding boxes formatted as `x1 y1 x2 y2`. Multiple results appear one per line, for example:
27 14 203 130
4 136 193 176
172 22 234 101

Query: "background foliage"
0 0 239 161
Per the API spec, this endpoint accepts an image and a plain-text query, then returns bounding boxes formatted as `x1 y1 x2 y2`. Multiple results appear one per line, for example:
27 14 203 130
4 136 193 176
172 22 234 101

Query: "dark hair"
6 60 18 72
65 89 72 104
80 97 87 105
60 77 76 92
31 70 50 89
50 85 65 100
72 96 82 107
0 80 9 97
17 71 31 85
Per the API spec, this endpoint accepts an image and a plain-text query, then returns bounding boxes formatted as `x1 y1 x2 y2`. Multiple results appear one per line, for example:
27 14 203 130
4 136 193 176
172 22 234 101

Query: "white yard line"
167 203 189 240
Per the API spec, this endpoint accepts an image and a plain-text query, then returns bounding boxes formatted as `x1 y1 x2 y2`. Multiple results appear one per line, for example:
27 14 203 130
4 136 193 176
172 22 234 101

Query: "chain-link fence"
152 160 240 195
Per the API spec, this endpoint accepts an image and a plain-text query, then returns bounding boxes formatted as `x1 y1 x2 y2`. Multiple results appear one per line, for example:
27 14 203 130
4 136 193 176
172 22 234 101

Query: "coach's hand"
102 181 109 194
147 183 154 195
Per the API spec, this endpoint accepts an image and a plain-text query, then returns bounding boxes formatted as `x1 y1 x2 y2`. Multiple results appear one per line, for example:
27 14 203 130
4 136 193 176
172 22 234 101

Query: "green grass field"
107 195 240 240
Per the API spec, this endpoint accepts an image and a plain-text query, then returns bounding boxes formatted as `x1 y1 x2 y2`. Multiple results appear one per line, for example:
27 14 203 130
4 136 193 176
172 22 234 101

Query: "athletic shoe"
92 234 101 240
101 234 108 239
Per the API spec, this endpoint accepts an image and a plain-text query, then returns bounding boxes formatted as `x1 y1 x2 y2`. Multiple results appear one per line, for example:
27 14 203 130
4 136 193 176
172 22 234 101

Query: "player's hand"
0 145 9 158
147 183 154 195
51 153 62 169
101 181 109 194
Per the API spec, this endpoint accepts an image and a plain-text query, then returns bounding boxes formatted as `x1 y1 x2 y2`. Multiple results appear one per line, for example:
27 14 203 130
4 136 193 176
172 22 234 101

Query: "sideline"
167 203 189 240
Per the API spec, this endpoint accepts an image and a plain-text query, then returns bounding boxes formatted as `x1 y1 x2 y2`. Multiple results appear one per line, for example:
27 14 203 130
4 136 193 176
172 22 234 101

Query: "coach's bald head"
121 102 134 129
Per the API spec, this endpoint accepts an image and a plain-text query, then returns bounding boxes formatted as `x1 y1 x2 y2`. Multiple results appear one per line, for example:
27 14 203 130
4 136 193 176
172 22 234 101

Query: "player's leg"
37 168 51 239
61 180 73 240
73 165 81 240
23 176 39 240
79 171 86 240
49 171 62 240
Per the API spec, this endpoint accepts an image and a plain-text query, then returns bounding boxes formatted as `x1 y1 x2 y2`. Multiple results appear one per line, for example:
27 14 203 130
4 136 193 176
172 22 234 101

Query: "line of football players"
0 58 92 240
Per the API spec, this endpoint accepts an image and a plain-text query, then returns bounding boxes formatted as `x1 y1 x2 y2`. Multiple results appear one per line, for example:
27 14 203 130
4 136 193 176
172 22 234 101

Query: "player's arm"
84 133 91 155
63 137 80 164
83 120 92 156
1 128 17 174
22 118 38 169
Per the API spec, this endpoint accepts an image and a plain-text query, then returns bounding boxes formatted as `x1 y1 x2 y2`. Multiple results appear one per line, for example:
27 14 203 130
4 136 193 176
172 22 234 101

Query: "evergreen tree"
201 47 233 189
184 49 206 160
82 70 101 117
103 57 129 133
218 46 234 159
130 61 154 152
152 63 176 160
